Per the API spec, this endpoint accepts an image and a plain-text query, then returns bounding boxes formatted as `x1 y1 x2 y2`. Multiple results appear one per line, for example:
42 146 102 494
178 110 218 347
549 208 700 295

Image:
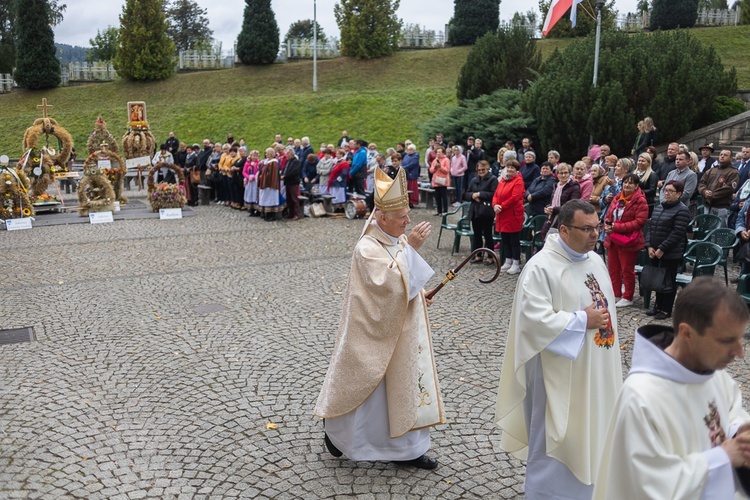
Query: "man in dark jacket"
283 147 303 221
465 137 485 188
698 149 739 226
165 132 179 154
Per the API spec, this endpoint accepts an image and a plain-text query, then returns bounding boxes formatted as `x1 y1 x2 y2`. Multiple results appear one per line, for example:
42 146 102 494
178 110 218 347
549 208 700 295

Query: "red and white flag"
542 0 585 36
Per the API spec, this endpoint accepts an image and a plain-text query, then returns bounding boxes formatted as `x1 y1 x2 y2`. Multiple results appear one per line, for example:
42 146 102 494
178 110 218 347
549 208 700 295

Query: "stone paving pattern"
1 193 748 498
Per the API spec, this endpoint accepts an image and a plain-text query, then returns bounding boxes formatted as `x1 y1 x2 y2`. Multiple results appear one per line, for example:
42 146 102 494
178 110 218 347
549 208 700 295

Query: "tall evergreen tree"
114 0 175 81
650 0 699 29
13 0 61 89
0 0 14 73
448 0 500 46
236 0 279 65
334 0 401 59
166 0 213 52
284 19 327 44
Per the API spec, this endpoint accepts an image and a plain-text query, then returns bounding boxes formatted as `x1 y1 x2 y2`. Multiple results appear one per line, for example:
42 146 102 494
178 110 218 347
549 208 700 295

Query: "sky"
54 0 641 51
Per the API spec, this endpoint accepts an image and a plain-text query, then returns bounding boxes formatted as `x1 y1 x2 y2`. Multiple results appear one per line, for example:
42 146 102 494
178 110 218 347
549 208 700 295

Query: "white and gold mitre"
374 165 409 211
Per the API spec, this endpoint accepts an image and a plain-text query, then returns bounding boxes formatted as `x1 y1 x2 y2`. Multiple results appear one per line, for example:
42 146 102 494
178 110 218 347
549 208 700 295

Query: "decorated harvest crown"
374 165 408 211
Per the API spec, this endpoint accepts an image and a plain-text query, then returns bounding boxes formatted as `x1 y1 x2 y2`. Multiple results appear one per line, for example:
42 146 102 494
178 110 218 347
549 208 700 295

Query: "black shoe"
654 311 671 320
394 454 438 470
644 308 656 316
470 258 483 264
324 433 342 458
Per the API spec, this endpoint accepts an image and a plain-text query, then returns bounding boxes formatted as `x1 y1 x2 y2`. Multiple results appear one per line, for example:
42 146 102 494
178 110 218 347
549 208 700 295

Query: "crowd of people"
153 125 750 318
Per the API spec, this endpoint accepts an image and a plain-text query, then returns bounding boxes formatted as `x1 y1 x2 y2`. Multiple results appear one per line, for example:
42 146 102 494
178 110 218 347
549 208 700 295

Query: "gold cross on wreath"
37 98 53 118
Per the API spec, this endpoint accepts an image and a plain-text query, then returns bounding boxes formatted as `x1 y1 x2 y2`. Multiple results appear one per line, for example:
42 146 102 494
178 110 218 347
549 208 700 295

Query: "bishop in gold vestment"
314 167 445 469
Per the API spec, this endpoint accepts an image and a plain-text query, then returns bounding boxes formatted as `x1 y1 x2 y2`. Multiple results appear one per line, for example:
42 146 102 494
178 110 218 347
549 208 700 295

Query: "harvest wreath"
147 162 186 212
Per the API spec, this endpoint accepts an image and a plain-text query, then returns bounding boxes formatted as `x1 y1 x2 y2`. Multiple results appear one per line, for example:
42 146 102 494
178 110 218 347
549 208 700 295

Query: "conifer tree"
236 0 279 65
334 0 401 59
448 0 500 46
13 0 61 89
650 0 699 30
114 0 175 81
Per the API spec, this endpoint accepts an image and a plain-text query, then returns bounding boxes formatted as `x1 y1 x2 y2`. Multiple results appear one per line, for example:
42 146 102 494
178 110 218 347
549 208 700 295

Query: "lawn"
0 25 747 156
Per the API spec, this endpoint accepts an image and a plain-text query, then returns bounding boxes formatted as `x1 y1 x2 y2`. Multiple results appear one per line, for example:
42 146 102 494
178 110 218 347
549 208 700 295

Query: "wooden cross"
100 141 109 152
37 98 53 118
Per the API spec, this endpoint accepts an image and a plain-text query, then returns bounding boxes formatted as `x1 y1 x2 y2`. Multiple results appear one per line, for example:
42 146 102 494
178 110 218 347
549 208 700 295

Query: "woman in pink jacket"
450 145 467 207
492 160 526 275
430 146 451 216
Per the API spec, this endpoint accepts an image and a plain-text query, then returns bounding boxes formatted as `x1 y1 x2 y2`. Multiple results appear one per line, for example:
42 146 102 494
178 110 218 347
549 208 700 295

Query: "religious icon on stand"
128 101 147 124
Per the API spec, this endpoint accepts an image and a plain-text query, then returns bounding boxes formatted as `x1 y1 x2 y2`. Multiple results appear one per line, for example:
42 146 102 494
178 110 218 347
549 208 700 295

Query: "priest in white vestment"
315 166 445 469
594 278 750 500
495 199 623 499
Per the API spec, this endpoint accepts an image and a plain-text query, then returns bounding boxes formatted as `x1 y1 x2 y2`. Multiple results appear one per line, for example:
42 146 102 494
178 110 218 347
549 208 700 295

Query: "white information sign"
97 160 112 169
126 156 151 169
5 218 32 231
89 211 114 224
113 201 121 212
159 208 183 220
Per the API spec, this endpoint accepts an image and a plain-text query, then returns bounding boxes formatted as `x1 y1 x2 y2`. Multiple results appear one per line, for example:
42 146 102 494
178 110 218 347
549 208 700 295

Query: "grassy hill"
1 25 748 157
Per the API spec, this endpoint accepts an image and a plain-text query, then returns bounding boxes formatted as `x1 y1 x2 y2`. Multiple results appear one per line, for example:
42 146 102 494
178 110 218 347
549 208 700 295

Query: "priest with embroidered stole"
495 199 623 498
315 166 445 470
594 278 750 499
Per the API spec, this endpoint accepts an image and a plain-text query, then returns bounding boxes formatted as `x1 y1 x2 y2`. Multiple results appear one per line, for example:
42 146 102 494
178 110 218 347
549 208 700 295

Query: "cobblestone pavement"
2 193 749 499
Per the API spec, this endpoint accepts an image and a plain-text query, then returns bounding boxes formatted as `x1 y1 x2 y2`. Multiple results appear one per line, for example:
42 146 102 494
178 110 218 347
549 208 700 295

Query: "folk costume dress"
257 157 283 217
242 156 259 209
315 167 445 461
594 325 750 500
495 233 623 498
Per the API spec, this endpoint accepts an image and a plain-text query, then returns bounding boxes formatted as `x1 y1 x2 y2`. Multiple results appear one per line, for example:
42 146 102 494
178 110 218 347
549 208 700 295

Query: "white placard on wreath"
98 160 112 169
159 208 183 220
5 218 32 231
126 156 151 169
89 211 114 224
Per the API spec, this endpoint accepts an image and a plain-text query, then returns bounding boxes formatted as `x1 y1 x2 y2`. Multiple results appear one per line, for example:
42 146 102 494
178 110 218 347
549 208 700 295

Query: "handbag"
609 230 640 247
434 175 447 186
189 169 201 185
640 262 673 293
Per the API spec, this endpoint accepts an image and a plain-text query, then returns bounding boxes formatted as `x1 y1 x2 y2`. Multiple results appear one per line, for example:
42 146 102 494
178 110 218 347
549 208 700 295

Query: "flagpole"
589 1 605 149
313 0 318 93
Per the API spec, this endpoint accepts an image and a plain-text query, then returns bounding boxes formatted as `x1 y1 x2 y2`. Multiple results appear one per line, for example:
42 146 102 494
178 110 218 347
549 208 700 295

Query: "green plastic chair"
437 202 470 249
685 228 738 285
519 214 548 263
737 274 750 304
676 242 723 288
452 217 474 255
687 213 722 245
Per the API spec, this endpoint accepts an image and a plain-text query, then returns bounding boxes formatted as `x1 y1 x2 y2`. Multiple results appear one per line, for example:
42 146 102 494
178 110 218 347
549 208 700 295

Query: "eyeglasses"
564 225 600 234
663 188 678 194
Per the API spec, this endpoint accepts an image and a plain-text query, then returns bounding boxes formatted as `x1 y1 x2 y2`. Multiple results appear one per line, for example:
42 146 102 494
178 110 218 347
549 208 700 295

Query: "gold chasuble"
314 222 444 438
495 234 623 485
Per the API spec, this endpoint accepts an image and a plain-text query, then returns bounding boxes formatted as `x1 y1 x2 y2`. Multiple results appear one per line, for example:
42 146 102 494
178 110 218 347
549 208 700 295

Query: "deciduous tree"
13 0 61 89
448 0 500 46
284 19 327 44
166 0 213 52
114 0 175 80
236 0 279 65
87 26 119 62
334 0 401 59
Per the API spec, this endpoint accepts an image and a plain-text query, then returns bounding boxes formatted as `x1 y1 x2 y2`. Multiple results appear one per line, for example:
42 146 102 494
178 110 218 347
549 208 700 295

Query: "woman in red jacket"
604 173 649 307
493 160 526 274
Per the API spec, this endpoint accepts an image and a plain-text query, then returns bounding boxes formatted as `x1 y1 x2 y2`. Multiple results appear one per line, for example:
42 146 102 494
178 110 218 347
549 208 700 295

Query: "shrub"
525 30 737 160
334 0 401 59
456 26 541 101
421 88 536 158
710 95 748 123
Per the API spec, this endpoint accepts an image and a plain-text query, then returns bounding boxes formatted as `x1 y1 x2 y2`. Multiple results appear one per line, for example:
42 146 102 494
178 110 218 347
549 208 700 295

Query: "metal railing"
178 50 235 70
281 40 340 60
0 73 14 93
616 7 742 31
67 61 116 81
